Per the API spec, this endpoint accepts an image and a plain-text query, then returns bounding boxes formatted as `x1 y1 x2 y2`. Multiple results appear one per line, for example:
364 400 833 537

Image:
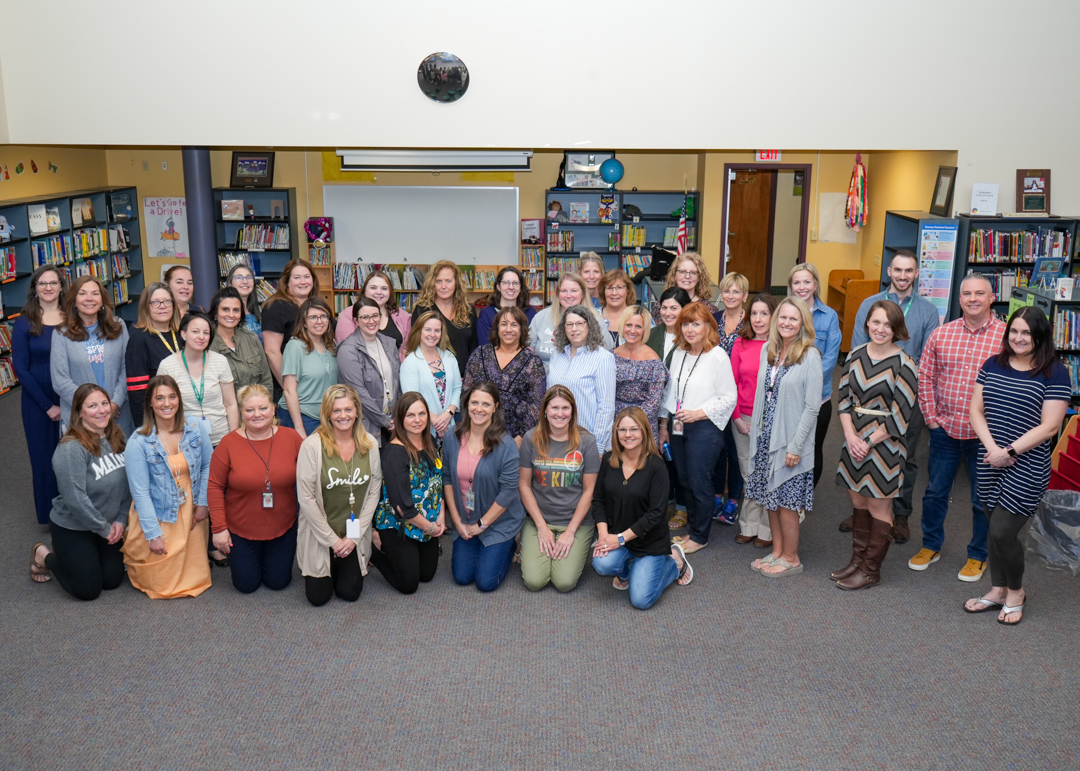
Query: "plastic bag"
1026 491 1080 577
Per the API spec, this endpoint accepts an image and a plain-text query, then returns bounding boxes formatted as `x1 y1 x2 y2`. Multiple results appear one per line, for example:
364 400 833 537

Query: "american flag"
676 196 688 255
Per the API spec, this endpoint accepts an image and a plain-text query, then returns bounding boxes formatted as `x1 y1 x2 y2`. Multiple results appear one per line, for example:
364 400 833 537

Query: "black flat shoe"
209 551 230 568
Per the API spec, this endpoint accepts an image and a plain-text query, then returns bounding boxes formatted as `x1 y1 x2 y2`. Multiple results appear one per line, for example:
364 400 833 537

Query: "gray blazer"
50 324 133 435
747 344 822 491
337 329 401 442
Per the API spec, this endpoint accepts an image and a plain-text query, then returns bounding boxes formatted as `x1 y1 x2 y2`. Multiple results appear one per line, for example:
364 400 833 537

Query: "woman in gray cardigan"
443 381 526 592
745 297 822 578
337 298 401 445
50 276 133 436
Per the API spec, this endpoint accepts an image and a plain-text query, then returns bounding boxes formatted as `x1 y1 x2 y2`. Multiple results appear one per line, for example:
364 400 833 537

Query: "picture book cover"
568 202 590 223
221 200 245 220
27 205 48 235
520 219 543 244
45 207 61 232
111 193 133 221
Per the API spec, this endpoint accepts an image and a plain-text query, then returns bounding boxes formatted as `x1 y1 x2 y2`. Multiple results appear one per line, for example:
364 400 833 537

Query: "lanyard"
890 293 914 317
154 328 179 354
338 447 360 515
180 350 206 408
245 429 276 492
674 350 702 411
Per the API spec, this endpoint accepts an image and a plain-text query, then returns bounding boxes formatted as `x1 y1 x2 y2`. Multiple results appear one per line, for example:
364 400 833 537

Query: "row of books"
308 245 331 267
520 246 544 270
31 235 73 267
461 269 496 292
234 224 290 251
218 252 253 274
112 252 131 278
397 293 420 312
112 279 130 306
547 231 575 252
969 227 1073 263
0 357 17 390
1053 310 1080 350
546 256 580 278
622 225 647 248
74 256 109 281
71 227 109 260
0 323 12 350
255 279 276 303
622 253 651 278
522 270 543 291
0 246 15 281
1060 356 1080 396
664 225 696 248
332 263 425 292
980 267 1031 302
333 292 362 314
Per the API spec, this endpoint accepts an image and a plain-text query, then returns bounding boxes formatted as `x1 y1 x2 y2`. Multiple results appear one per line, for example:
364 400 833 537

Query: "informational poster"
917 221 958 323
143 197 189 260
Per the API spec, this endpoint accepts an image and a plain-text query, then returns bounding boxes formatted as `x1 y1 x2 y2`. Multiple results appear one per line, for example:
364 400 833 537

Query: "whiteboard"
323 185 519 265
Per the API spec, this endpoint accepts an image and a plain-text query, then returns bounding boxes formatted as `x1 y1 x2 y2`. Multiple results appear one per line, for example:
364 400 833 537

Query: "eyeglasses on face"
232 275 254 282
676 269 699 278
37 281 61 289
307 314 330 323
149 299 174 308
357 314 381 323
564 321 587 329
499 281 521 288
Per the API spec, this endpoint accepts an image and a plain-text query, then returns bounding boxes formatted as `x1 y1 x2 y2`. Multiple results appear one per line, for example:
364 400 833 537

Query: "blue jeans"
920 427 989 561
277 406 320 435
451 536 515 592
670 419 723 545
228 521 298 593
592 547 679 610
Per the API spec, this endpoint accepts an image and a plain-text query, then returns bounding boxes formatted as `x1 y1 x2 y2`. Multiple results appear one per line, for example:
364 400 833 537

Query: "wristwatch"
617 533 625 547
478 517 487 530
1006 446 1018 459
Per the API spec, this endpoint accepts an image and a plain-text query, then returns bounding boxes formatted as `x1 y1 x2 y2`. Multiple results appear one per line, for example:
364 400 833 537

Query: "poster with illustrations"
917 221 958 323
143 197 189 259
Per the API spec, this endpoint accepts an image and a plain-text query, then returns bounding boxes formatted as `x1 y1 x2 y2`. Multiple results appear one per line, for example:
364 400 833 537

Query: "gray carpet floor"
1 385 1078 771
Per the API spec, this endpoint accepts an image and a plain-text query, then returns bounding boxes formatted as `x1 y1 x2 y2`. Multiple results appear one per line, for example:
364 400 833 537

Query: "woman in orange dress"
122 374 213 598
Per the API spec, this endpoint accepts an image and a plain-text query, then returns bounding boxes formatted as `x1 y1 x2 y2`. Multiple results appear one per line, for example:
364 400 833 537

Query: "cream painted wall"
0 146 107 200
771 170 803 287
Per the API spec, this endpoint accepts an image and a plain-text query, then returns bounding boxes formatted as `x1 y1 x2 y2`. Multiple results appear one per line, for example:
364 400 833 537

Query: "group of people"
14 250 1067 622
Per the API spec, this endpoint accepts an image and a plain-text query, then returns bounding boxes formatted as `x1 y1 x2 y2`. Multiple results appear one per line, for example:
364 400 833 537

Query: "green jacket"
209 326 273 395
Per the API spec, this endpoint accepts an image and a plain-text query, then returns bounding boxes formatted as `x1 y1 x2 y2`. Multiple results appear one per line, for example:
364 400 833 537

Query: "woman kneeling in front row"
592 407 693 609
297 385 383 606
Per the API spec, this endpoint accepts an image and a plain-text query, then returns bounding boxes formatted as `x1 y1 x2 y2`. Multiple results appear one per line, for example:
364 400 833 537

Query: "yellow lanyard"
154 328 179 354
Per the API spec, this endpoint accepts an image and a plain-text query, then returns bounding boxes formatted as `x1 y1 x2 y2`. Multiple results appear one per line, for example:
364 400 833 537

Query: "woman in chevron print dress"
832 300 918 591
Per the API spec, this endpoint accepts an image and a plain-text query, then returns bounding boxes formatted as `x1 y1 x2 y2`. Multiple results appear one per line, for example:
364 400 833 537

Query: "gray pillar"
182 147 217 312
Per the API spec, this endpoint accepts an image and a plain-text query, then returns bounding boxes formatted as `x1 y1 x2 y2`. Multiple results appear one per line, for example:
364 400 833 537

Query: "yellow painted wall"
0 145 107 201
772 169 803 287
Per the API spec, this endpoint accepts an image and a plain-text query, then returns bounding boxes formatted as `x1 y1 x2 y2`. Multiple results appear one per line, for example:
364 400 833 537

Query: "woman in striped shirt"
547 305 616 453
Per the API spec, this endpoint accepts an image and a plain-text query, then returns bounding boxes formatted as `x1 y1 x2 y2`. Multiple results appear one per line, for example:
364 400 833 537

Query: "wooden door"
726 170 774 292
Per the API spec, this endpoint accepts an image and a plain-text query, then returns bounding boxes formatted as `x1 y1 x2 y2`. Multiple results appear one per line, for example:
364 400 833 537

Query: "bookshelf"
520 218 545 303
331 262 426 314
0 186 144 324
212 187 299 283
304 217 334 307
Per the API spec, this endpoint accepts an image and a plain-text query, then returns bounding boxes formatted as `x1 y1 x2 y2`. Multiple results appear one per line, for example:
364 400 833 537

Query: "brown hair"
608 406 659 469
263 259 318 310
455 381 506 456
404 310 455 358
292 298 337 354
864 299 910 344
486 266 531 314
598 269 634 310
361 269 400 313
61 383 127 456
21 265 68 336
674 302 720 352
532 385 580 456
489 305 529 349
316 384 375 457
416 260 473 327
134 282 180 332
137 375 186 436
390 391 439 465
740 293 778 341
663 252 713 303
61 276 124 342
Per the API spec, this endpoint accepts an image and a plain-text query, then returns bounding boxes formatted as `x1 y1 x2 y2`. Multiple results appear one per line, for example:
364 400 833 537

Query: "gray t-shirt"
519 427 601 527
50 437 131 537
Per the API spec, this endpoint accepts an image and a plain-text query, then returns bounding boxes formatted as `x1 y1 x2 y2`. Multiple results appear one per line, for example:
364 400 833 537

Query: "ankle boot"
837 517 893 591
830 508 870 580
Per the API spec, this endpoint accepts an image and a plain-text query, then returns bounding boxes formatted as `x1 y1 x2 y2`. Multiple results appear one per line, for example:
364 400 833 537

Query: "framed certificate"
563 151 616 189
1016 169 1051 213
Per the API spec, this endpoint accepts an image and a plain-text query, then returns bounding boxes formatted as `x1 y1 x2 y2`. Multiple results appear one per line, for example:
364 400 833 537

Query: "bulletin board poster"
143 197 189 260
917 220 958 324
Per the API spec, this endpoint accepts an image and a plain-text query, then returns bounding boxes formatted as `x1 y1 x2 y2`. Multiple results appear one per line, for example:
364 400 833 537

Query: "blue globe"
599 158 624 184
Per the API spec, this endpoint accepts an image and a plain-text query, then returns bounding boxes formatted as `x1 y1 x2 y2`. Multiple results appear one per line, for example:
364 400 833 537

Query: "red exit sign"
755 150 782 162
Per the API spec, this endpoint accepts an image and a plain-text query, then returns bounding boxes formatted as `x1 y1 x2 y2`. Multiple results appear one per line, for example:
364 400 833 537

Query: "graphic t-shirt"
84 323 107 387
519 427 601 527
320 446 372 538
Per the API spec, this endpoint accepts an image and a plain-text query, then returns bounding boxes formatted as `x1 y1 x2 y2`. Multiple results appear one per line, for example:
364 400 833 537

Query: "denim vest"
124 417 213 541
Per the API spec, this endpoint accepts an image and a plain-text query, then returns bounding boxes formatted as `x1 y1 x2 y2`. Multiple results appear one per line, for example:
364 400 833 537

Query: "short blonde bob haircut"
618 305 652 340
718 272 749 296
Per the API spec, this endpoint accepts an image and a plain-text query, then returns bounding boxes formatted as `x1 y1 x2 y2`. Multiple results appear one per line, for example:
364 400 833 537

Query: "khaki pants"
520 519 596 592
731 413 771 541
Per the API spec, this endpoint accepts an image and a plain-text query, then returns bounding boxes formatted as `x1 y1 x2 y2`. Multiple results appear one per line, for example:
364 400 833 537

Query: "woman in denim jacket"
122 374 214 598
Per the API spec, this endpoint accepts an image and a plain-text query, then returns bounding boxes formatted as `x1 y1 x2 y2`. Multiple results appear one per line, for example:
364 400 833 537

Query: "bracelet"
426 521 435 535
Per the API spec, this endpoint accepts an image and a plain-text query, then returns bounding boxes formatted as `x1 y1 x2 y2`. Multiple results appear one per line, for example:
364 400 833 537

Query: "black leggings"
812 400 833 487
305 549 364 606
44 522 125 601
368 528 439 594
988 506 1029 591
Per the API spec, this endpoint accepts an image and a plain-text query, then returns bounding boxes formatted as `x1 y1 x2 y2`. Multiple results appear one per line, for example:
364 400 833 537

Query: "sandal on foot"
963 596 1004 614
762 557 804 578
672 543 693 586
997 602 1025 626
30 542 51 583
751 554 779 572
670 534 689 545
612 576 629 591
668 511 688 529
680 540 707 554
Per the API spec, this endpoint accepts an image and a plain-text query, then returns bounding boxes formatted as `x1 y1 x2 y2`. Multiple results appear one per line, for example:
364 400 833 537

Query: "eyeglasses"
499 280 521 288
676 269 699 278
564 321 587 329
357 314 381 323
232 275 253 283
617 426 642 434
307 314 330 323
149 299 174 309
37 280 61 289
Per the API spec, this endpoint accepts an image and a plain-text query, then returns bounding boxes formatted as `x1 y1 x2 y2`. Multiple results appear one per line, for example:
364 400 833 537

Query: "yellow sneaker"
958 559 987 582
907 548 940 571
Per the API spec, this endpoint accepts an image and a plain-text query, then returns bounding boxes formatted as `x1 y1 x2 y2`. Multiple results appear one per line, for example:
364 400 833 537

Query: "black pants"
988 506 1029 591
711 421 744 501
305 549 364 606
368 528 439 594
228 521 298 594
812 400 833 487
44 522 125 601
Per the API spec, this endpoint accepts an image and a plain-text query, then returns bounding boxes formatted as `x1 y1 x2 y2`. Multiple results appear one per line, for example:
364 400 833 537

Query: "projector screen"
323 185 519 265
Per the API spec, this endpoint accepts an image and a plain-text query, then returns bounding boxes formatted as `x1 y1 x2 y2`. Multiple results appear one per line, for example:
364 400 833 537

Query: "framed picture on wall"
230 151 276 188
1016 169 1051 213
929 165 957 216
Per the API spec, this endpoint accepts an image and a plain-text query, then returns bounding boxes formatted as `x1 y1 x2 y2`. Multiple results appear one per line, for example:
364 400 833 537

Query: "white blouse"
660 346 737 430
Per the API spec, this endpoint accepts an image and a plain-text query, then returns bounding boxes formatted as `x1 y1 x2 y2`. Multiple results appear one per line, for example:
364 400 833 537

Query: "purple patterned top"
462 344 547 440
613 354 670 441
713 310 744 355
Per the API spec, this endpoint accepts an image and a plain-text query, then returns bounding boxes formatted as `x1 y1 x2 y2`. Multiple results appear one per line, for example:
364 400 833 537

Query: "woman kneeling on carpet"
592 407 693 608
831 301 918 590
122 375 214 599
296 385 382 607
444 382 526 592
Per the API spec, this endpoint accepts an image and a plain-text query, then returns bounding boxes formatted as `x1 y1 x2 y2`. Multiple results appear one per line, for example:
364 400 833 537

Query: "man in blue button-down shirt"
841 250 940 541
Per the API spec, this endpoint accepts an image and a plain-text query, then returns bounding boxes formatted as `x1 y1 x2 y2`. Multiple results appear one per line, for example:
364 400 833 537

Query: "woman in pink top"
730 293 777 548
335 270 412 359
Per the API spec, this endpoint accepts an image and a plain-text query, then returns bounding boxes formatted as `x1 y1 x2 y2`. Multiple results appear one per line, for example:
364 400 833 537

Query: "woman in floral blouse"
613 305 669 441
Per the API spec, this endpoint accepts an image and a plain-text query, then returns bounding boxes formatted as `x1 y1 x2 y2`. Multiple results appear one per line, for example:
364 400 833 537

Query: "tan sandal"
668 510 687 529
30 542 51 583
612 576 629 591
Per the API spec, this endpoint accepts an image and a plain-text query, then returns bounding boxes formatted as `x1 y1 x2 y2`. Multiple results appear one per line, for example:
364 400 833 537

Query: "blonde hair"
608 406 658 470
315 385 375 457
767 297 816 366
578 253 606 286
236 384 277 427
663 252 713 303
551 273 589 329
404 310 455 358
718 272 749 296
416 260 473 327
137 375 186 436
618 305 652 340
787 263 821 301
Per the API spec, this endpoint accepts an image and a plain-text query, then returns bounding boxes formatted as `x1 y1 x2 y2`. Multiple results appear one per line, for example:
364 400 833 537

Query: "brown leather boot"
892 514 910 544
837 517 893 591
830 508 870 580
838 514 853 532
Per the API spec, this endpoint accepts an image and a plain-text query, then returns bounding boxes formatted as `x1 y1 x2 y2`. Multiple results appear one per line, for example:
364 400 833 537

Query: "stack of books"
308 245 331 266
255 279 276 303
218 252 252 274
236 224 289 251
0 357 17 391
73 228 109 260
0 247 15 281
0 323 12 351
112 278 130 305
622 252 650 278
622 225 647 248
521 246 544 270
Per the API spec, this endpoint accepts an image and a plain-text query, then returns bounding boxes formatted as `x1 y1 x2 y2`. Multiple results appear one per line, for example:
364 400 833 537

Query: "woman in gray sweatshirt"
30 384 131 600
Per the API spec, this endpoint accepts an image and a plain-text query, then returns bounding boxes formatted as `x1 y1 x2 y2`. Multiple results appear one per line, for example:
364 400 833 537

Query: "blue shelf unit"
0 186 144 323
211 187 299 281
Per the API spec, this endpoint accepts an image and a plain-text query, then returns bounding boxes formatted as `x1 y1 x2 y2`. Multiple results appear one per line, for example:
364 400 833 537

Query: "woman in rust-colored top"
208 384 304 593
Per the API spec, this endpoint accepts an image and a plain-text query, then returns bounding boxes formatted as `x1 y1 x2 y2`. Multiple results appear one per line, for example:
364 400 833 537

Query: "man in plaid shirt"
909 274 1005 581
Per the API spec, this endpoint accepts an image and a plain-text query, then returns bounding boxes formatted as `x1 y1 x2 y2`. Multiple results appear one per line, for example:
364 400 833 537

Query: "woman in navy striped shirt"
966 307 1069 626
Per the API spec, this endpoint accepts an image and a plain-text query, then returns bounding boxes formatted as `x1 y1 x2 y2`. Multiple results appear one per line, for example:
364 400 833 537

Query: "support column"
182 147 217 312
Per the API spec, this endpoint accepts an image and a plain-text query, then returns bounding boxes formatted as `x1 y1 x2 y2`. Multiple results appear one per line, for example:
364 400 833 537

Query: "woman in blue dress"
12 265 67 526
